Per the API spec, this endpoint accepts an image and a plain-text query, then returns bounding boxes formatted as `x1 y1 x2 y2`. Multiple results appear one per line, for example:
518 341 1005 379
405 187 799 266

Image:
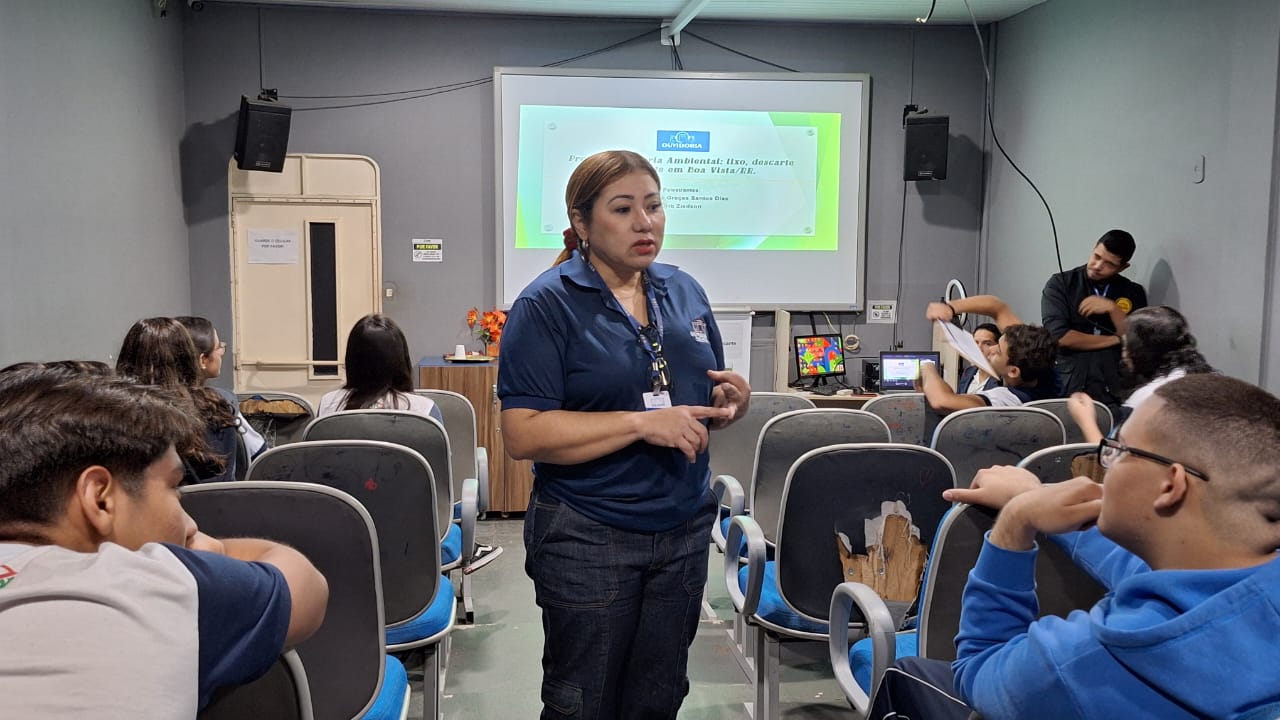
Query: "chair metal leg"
750 628 780 720
460 572 475 624
423 643 442 720
729 615 754 680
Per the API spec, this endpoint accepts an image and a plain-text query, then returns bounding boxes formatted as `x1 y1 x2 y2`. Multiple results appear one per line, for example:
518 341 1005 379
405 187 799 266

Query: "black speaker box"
904 115 949 181
862 360 881 393
235 96 291 173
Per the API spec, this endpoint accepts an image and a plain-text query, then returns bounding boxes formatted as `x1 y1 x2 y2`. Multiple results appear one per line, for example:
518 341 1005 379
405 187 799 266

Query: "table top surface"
418 355 497 368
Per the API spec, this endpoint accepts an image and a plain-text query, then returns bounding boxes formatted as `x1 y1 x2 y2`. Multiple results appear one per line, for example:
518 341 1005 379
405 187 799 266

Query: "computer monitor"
878 351 941 393
795 334 845 386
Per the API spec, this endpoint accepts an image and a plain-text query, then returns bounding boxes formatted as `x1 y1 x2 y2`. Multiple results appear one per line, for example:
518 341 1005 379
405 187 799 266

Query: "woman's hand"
707 369 751 429
1067 392 1105 444
637 405 734 462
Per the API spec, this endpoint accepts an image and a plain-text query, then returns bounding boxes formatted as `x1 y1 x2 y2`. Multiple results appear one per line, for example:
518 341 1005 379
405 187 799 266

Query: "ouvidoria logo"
656 130 710 152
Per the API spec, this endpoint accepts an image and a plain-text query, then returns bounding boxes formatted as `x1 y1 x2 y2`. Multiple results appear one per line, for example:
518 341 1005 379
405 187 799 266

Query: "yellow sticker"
1116 297 1133 314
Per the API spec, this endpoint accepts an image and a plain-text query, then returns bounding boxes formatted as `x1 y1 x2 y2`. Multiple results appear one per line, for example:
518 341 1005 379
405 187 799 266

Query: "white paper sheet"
934 320 997 378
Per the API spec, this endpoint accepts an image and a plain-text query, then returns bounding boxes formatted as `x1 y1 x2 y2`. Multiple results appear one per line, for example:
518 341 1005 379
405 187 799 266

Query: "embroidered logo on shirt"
1116 297 1133 314
0 564 17 589
690 319 709 344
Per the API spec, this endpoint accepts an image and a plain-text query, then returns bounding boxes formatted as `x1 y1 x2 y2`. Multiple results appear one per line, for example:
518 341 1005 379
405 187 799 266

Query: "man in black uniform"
1041 229 1147 410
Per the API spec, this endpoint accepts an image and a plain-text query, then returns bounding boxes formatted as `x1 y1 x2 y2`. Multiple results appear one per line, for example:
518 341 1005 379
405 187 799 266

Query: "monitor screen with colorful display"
795 334 846 379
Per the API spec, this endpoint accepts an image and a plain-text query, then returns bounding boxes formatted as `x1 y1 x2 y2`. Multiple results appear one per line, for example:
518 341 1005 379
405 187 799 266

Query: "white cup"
454 344 467 359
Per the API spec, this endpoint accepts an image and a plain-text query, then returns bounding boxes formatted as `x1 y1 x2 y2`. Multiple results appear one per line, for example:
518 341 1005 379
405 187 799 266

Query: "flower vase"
486 341 500 358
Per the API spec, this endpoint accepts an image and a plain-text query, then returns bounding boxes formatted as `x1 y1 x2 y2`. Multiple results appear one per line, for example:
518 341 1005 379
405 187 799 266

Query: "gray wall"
982 0 1280 388
0 1 190 367
181 6 988 389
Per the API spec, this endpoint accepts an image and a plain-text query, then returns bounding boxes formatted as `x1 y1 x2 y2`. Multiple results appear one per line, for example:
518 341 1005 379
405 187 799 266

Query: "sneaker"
463 543 504 574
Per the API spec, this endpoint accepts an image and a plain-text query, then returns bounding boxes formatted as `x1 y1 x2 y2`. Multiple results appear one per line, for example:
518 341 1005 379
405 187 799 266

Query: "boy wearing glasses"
871 374 1280 719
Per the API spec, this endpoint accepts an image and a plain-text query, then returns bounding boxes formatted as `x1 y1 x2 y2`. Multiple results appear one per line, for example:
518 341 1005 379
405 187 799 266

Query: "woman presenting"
498 149 750 720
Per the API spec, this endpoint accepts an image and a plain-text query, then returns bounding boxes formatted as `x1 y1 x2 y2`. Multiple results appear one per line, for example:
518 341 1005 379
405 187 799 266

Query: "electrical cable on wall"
960 0 1063 273
892 29 917 351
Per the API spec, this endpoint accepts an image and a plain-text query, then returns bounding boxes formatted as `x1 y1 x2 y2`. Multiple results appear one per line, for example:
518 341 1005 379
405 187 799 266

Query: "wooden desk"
417 357 534 515
790 391 877 409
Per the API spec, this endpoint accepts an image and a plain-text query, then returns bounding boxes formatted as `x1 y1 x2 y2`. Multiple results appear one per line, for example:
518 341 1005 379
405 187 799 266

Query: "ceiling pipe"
661 0 711 46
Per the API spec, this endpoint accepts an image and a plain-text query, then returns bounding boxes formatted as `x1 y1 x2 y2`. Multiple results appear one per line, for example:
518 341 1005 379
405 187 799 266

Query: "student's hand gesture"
989 478 1103 551
1067 392 1105 444
925 302 956 322
638 405 733 462
944 465 1042 508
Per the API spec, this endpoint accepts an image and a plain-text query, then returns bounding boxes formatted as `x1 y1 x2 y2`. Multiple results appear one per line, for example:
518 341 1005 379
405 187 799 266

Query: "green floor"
408 518 853 719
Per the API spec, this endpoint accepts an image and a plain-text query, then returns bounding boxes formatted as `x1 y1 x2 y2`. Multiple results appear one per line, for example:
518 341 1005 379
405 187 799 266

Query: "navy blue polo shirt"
497 251 725 532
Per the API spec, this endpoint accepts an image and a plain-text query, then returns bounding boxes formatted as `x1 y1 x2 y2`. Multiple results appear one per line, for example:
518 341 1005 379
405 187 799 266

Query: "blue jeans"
524 488 715 720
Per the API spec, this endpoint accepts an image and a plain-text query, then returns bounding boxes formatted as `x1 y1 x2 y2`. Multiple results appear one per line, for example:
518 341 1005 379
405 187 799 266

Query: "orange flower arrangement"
466 307 507 349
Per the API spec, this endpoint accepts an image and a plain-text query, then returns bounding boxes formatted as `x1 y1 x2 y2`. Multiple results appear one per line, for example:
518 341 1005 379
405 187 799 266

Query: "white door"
230 199 381 406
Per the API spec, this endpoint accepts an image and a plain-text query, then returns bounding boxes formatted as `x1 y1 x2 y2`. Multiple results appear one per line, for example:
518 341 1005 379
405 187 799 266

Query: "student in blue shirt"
498 150 750 720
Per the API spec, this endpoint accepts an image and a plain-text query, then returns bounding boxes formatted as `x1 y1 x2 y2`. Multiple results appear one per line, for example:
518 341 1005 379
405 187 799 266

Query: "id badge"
642 390 673 410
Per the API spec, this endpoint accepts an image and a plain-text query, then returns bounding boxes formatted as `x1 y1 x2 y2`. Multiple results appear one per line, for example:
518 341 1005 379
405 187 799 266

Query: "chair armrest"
278 649 316 720
710 473 746 551
724 515 766 617
459 477 479 566
829 581 897 720
474 447 489 516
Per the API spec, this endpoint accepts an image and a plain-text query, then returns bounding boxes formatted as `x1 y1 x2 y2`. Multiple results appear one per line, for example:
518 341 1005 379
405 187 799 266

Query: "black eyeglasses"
638 324 672 393
1097 437 1210 481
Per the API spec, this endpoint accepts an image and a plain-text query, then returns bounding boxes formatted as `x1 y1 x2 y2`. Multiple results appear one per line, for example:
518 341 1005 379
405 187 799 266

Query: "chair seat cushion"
386 575 455 646
849 630 918 691
440 522 462 566
360 654 408 720
739 561 827 634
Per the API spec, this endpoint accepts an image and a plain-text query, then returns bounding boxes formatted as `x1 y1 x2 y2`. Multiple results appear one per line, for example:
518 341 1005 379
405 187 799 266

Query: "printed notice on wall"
412 239 443 262
867 300 897 324
714 313 752 380
247 229 299 264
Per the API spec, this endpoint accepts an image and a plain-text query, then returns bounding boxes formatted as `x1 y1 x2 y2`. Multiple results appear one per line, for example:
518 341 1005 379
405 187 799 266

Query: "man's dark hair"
1097 229 1136 263
0 368 205 527
1003 324 1056 378
974 323 1002 341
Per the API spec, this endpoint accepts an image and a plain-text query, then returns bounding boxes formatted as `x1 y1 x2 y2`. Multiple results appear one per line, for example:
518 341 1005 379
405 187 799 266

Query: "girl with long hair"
317 314 442 423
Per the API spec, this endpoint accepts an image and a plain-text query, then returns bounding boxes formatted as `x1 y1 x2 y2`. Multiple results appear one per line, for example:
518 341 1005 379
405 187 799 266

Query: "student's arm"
928 295 1021 330
953 480 1104 713
1067 392 1105 444
917 360 985 414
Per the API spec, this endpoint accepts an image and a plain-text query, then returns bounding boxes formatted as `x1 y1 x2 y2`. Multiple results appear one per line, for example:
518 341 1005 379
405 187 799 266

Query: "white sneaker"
463 543 504 575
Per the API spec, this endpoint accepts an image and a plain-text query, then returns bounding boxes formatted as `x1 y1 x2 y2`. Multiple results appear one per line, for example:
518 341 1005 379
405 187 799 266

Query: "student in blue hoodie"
872 373 1280 719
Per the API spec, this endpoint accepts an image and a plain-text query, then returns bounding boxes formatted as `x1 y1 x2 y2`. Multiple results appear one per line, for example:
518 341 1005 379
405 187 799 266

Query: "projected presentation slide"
515 105 841 251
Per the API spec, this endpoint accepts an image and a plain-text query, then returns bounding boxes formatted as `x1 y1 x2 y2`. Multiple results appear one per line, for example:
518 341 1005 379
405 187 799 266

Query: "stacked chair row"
709 396 1098 719
829 442 1106 718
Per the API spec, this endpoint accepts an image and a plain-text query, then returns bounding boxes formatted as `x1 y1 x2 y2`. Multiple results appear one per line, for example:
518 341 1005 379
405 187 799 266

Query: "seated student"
318 314 444 424
870 374 1280 720
957 323 1002 394
0 367 329 716
116 317 242 483
176 316 269 460
1067 305 1215 443
918 295 1058 413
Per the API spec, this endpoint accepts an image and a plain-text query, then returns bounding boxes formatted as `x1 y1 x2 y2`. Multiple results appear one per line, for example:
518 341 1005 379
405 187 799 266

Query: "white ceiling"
210 0 1047 25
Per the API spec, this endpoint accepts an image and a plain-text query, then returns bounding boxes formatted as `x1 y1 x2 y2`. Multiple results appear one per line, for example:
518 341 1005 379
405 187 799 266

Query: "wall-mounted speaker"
234 96 291 173
904 115 949 181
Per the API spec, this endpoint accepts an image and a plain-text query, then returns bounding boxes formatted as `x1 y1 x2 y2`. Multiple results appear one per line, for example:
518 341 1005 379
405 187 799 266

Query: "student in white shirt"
317 314 443 424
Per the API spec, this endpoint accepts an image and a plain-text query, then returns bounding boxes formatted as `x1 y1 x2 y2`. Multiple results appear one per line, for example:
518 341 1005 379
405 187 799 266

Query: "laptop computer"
878 351 941 394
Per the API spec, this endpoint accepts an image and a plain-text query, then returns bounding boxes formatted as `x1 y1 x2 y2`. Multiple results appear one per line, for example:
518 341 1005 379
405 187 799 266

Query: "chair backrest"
414 389 479 508
860 393 937 445
930 407 1066 488
917 503 1106 661
708 392 815 501
1017 442 1098 483
1025 398 1114 444
181 482 386 720
751 409 893 545
246 440 443 631
774 443 956 625
237 392 316 446
303 410 453 541
199 650 312 720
